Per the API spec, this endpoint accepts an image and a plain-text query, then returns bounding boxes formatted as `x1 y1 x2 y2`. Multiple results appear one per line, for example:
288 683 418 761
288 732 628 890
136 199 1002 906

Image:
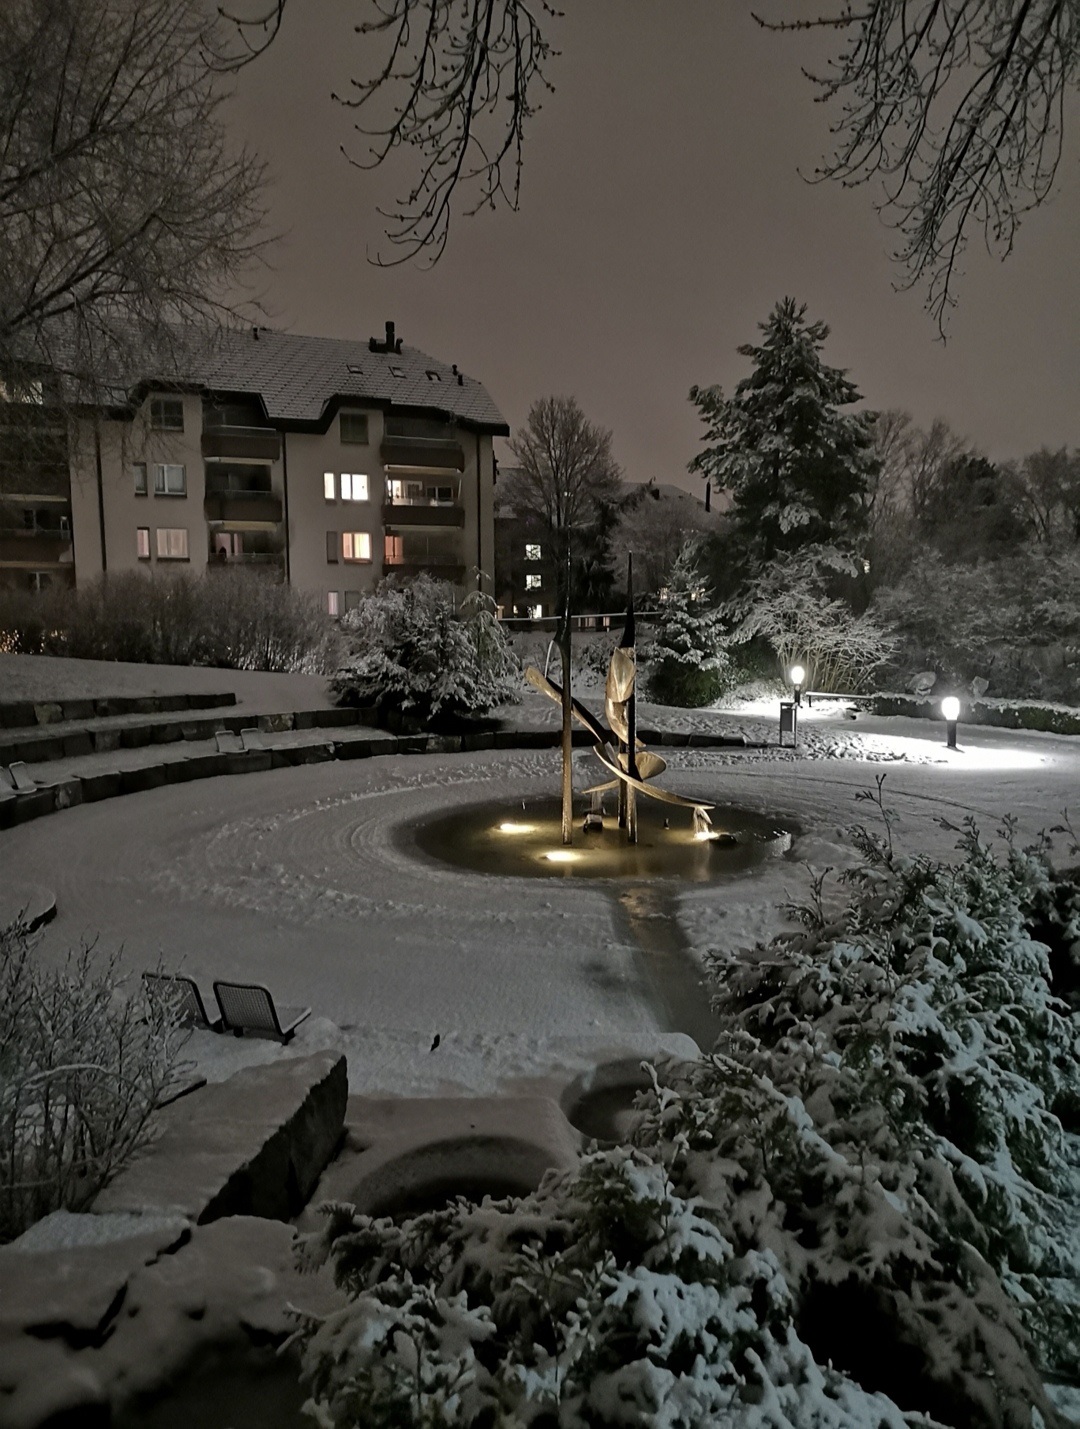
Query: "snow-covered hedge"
331 576 521 722
291 803 1079 1427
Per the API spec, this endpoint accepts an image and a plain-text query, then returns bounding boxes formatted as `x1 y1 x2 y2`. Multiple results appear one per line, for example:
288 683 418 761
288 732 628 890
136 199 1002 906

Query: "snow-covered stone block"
0 1215 341 1429
94 1050 348 1223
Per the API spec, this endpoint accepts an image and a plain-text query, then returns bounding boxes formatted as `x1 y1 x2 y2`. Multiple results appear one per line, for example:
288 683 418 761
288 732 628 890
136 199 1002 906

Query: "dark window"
150 397 184 432
340 413 369 444
344 590 361 612
204 463 272 495
133 463 148 495
384 415 454 440
326 531 339 563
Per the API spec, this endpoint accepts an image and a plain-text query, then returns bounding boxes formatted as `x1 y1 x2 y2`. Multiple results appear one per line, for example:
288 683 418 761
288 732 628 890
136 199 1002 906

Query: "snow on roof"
196 326 508 432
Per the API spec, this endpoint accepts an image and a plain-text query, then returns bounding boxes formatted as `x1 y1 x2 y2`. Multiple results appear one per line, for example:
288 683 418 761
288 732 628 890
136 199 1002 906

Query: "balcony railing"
383 560 466 583
382 502 464 528
202 427 280 462
380 434 465 472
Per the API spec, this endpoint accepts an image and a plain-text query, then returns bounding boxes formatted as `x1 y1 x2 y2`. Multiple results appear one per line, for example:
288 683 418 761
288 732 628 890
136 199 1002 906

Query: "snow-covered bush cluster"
292 804 1079 1427
294 1147 951 1429
727 547 896 693
331 575 521 722
645 543 730 708
872 550 1080 702
0 921 190 1242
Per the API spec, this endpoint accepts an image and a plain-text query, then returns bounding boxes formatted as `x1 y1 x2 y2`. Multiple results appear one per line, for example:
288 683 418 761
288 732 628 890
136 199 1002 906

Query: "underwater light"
498 822 536 835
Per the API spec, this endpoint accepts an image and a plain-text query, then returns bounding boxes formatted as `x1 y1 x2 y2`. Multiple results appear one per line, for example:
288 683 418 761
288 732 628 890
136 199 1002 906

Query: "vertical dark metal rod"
559 523 573 845
623 553 638 844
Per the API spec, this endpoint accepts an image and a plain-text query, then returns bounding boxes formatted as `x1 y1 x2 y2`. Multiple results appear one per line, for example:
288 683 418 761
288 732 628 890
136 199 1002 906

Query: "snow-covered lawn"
3 678 1076 1098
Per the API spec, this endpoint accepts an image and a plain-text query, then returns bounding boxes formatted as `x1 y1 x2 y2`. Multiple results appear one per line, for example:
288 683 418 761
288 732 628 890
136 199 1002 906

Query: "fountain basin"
410 795 794 881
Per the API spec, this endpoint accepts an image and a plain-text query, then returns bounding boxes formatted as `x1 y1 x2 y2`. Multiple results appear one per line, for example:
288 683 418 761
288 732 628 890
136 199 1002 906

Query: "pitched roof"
196 326 508 433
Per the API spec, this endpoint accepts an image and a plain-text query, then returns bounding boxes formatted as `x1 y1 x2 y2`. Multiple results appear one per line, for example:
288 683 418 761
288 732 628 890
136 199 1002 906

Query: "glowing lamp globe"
941 696 960 722
790 665 805 686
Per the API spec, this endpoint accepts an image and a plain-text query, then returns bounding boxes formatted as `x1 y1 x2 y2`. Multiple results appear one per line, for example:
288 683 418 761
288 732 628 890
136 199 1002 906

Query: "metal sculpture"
524 553 713 845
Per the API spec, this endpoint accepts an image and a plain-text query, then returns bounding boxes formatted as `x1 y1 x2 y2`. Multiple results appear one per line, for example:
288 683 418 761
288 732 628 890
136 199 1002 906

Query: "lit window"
529 604 543 619
343 532 371 562
525 573 541 590
327 591 340 616
341 473 369 502
136 527 150 559
154 463 186 496
155 527 188 559
385 534 403 563
133 463 148 496
525 543 542 560
340 413 369 444
150 397 184 431
324 472 336 501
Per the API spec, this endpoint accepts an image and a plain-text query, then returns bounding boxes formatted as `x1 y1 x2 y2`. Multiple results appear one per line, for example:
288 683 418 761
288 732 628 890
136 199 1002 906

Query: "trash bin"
779 700 797 747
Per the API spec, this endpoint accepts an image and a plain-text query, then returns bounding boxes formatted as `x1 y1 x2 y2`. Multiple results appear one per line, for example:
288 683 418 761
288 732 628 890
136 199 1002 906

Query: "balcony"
206 551 285 578
383 560 466 583
204 492 282 523
201 426 280 462
380 434 464 472
382 502 464 528
0 525 73 566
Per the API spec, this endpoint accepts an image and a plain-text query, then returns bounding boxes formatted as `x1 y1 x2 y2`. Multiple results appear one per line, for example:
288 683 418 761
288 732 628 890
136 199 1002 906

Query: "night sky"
226 1 1080 490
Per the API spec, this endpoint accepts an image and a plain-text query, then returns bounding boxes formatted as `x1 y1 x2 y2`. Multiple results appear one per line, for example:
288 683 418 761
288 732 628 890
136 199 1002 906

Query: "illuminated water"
410 795 793 882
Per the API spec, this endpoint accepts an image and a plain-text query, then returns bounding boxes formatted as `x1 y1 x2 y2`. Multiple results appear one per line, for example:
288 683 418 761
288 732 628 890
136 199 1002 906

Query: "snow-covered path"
3 706 1077 1096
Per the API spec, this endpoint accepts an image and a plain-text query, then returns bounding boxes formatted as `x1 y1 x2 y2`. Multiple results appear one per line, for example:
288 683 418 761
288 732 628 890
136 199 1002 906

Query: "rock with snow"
971 675 990 697
908 670 937 695
94 1050 347 1223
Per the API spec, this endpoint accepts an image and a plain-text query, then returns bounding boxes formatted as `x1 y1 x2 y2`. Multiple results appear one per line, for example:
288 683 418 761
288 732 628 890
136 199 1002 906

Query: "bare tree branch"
0 0 270 398
758 0 1079 333
215 0 558 265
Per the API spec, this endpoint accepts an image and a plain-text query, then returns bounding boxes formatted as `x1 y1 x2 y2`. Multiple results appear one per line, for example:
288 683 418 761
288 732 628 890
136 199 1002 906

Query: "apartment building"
61 322 507 611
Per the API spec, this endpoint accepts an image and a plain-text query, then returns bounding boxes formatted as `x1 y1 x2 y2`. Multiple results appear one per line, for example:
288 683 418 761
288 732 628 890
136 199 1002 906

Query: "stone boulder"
94 1051 347 1223
908 671 937 696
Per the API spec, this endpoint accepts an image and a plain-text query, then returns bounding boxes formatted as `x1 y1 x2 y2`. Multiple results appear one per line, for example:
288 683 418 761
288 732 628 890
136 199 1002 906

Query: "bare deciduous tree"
504 395 624 612
0 0 268 394
759 1 1080 331
612 485 715 598
217 0 557 265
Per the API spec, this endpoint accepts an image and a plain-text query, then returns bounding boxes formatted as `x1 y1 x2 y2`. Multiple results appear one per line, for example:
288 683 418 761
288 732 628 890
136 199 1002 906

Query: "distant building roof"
198 325 508 433
71 322 508 434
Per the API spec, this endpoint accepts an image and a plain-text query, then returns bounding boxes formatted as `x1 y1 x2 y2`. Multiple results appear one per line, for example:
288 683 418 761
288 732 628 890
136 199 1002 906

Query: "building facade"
21 322 508 610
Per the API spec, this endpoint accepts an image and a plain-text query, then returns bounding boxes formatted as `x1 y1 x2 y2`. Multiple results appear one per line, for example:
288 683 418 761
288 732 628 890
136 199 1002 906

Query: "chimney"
385 321 395 351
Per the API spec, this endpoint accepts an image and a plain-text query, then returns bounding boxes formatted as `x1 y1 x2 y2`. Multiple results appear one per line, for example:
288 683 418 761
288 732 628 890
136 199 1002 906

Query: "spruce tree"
689 298 877 573
647 541 729 707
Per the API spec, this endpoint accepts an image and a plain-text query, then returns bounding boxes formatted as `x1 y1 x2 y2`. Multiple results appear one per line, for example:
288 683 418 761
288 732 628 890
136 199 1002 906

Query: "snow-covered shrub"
0 570 341 672
331 575 520 722
704 793 1080 1389
0 921 191 1242
294 1148 947 1428
872 551 1080 701
646 543 730 707
729 546 895 692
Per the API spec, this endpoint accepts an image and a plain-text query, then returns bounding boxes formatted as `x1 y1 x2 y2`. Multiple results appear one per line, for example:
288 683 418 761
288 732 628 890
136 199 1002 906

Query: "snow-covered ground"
3 672 1077 1099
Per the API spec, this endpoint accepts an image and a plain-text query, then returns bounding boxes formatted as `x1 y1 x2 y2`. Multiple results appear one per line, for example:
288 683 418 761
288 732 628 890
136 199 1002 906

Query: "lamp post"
790 665 805 707
941 695 960 750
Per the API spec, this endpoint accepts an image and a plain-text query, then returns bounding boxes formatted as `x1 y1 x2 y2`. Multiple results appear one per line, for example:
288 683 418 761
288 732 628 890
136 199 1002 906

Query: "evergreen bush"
645 543 730 707
331 575 520 722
